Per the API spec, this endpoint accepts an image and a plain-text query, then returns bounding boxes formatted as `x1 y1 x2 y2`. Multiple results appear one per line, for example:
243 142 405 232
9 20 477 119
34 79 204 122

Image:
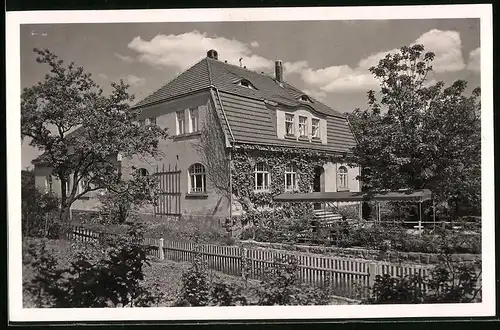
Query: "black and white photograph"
6 4 494 322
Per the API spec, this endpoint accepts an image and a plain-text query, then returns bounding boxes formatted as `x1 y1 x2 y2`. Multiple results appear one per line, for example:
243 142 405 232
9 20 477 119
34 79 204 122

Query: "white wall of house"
322 162 361 193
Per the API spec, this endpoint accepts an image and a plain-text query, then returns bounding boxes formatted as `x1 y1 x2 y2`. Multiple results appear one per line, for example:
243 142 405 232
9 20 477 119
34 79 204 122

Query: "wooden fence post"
368 262 379 288
158 238 165 260
241 247 248 282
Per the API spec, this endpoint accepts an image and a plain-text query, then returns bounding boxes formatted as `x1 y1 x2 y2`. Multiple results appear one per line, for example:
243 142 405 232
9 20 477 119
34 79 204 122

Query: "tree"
348 44 481 216
21 48 169 223
192 101 231 200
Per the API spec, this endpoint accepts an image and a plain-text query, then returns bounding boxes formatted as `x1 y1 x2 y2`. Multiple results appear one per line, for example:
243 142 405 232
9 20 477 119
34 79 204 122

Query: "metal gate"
154 164 181 217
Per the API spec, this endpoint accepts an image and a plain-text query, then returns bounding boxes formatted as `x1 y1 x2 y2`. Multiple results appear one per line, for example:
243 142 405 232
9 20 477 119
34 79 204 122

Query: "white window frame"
284 164 298 191
45 175 53 193
337 166 349 190
189 107 199 133
285 113 295 136
176 110 185 135
189 163 206 193
299 116 308 137
254 162 270 192
312 118 320 139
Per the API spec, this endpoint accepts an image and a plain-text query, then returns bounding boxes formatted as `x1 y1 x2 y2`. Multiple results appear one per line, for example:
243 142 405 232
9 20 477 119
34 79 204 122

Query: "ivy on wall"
230 144 346 216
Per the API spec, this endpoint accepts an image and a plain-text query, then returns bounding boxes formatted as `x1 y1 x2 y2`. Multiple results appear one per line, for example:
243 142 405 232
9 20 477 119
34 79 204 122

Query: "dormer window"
299 95 313 103
237 79 256 89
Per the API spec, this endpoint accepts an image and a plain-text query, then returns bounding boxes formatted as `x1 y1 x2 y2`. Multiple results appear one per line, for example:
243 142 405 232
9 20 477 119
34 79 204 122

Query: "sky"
20 19 481 169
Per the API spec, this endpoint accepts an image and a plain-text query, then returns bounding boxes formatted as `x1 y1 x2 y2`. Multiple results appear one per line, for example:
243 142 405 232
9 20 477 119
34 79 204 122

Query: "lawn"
22 238 354 307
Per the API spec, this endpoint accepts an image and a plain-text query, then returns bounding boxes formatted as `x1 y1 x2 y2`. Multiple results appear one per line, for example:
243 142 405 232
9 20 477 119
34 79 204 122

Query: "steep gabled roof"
134 57 344 118
133 55 356 153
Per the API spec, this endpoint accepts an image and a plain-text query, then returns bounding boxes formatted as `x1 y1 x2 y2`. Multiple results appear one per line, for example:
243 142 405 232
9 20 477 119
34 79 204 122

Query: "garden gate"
154 164 181 218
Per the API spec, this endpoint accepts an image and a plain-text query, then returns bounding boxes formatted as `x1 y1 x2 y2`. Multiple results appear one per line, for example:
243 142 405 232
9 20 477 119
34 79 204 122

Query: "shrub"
254 255 331 306
22 171 60 238
365 253 482 304
24 223 164 307
175 253 247 307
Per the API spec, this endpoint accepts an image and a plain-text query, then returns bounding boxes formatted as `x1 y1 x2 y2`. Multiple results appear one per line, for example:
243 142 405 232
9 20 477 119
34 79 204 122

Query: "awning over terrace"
273 189 433 203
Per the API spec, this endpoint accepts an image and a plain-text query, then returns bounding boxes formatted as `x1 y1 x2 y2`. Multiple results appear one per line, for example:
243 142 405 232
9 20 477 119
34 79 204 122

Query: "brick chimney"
207 49 218 60
275 60 284 82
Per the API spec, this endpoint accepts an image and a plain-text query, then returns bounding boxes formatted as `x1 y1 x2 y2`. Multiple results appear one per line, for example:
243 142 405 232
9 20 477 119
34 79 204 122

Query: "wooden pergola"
274 189 435 230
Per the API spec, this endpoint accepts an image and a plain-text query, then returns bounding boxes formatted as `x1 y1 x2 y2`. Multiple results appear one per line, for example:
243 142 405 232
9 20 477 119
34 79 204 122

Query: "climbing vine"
230 145 346 223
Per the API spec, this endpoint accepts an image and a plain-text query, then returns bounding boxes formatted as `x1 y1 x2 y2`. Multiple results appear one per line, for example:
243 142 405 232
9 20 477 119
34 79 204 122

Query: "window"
312 118 320 139
299 116 308 137
189 107 199 133
139 119 146 127
176 111 185 135
285 164 298 191
338 166 348 190
285 114 295 136
254 162 270 192
238 79 256 89
149 117 156 125
189 163 206 193
77 176 88 194
300 95 312 103
45 175 53 193
137 168 149 177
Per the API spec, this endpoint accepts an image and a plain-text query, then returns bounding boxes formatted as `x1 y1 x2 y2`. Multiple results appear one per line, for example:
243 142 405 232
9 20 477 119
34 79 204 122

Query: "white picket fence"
67 226 481 301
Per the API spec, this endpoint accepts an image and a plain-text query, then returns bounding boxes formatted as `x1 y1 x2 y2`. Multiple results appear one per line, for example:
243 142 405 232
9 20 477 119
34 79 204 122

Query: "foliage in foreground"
23 223 164 307
175 253 247 306
365 253 482 304
175 253 331 306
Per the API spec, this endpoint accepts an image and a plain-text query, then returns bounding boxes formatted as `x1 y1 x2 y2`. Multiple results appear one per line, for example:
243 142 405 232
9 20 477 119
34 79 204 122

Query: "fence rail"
66 226 480 301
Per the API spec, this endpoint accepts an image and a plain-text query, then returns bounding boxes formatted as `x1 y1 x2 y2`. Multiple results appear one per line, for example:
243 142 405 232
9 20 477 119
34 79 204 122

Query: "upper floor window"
299 116 308 137
238 79 256 89
285 114 295 136
299 95 313 103
189 107 199 133
45 175 53 193
338 166 348 190
254 162 270 192
139 119 146 127
176 110 185 135
189 163 206 193
285 164 298 191
147 117 157 125
312 118 320 139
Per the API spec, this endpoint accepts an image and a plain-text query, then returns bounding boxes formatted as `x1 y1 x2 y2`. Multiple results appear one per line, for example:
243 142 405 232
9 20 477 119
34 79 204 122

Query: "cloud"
286 29 467 93
467 47 480 72
250 41 259 48
114 53 136 63
415 29 465 73
127 31 273 71
302 89 327 101
97 73 109 80
283 61 309 74
124 74 146 87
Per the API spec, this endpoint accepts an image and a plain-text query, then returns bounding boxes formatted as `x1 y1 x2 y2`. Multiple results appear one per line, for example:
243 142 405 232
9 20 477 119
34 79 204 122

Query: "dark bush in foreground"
23 223 164 307
365 254 481 304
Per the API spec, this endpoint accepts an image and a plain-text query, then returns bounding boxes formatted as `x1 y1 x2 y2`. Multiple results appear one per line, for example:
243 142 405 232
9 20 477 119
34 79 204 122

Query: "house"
33 49 361 222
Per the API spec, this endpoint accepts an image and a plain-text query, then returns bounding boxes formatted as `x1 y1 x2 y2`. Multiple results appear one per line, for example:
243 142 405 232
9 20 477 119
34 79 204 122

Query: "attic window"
237 79 256 89
299 95 313 103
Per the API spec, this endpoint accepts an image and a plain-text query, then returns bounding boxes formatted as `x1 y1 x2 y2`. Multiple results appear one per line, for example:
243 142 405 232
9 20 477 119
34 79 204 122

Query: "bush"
254 255 331 306
175 253 247 306
365 253 482 304
22 170 60 238
24 223 164 307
